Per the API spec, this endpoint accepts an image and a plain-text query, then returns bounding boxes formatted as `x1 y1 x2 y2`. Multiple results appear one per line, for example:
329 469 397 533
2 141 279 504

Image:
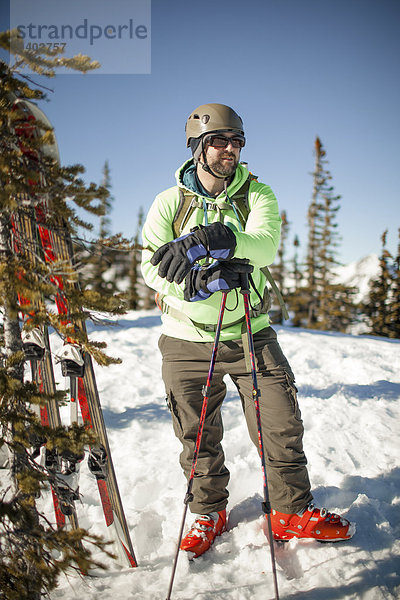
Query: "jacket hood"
175 159 250 200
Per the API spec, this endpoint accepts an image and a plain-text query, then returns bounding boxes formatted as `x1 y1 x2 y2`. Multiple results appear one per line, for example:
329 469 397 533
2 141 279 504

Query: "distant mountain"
333 254 379 303
283 254 379 303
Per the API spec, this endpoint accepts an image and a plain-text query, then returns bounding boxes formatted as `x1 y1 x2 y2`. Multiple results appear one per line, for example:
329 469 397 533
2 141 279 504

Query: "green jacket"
141 160 281 342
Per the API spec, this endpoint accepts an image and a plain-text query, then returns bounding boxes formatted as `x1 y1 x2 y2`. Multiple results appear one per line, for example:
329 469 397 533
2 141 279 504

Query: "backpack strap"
170 172 289 321
261 266 289 320
173 172 258 238
228 174 254 229
172 189 197 239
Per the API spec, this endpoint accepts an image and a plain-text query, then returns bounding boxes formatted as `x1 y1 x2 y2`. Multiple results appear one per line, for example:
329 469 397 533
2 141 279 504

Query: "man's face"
203 132 243 177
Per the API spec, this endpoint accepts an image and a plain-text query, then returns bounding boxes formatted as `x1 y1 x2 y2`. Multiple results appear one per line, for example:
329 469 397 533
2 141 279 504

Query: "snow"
41 309 400 600
6 309 400 599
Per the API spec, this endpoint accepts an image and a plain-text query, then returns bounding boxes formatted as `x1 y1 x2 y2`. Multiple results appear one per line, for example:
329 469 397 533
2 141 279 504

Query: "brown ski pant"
159 326 313 515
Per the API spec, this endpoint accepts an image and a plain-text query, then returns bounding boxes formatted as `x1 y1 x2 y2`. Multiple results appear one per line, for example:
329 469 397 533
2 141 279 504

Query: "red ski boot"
271 503 355 542
180 510 226 558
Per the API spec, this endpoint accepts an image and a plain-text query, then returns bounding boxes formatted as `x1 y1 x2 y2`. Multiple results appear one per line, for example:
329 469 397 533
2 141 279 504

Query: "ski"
11 206 81 531
12 97 137 569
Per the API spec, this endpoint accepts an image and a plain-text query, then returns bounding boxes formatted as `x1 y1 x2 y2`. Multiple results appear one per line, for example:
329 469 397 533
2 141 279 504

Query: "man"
141 103 355 558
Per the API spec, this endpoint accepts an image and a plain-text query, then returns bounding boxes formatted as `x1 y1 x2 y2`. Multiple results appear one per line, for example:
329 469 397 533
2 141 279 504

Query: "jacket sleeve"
233 181 281 267
141 187 185 298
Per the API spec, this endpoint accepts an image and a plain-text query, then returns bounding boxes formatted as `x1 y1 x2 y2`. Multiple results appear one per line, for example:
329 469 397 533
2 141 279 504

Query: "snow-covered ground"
40 309 400 600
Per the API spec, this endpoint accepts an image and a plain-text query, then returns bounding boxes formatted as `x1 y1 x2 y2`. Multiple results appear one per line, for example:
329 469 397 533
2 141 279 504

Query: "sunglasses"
205 134 246 149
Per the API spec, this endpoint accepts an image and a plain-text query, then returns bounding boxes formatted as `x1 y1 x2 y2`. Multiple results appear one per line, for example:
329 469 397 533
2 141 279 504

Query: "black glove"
184 259 253 302
150 222 237 284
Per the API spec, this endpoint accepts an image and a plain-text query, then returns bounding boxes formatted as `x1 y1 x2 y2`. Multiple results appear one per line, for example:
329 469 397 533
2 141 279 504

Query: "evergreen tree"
270 210 289 324
315 142 344 328
292 235 302 294
363 230 399 338
83 160 119 295
391 228 400 338
271 210 289 293
304 137 324 327
127 207 144 310
316 282 358 333
0 31 120 599
127 206 155 311
293 137 357 332
287 235 306 327
98 161 113 241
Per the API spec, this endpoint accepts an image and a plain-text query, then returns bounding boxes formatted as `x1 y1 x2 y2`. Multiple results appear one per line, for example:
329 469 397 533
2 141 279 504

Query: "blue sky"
1 0 399 265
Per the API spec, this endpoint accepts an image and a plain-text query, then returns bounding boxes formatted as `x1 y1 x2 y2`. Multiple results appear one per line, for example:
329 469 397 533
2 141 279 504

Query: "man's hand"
150 222 237 284
184 259 253 302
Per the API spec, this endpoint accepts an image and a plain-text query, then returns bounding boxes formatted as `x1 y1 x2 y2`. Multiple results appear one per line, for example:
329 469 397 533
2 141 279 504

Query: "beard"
207 152 239 177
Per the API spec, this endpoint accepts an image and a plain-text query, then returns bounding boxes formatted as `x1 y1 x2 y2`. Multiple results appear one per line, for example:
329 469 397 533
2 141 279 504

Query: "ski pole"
240 274 280 600
166 291 228 600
